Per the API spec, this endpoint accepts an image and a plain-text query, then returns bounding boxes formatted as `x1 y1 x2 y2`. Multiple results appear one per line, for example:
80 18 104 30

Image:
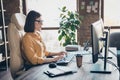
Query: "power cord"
108 48 120 80
99 53 120 80
106 59 119 70
106 59 120 80
108 48 117 57
119 70 120 80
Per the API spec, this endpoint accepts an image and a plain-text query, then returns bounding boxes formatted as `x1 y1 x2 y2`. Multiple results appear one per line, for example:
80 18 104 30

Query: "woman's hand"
43 55 64 63
53 55 64 62
57 51 67 56
49 51 67 57
44 51 67 63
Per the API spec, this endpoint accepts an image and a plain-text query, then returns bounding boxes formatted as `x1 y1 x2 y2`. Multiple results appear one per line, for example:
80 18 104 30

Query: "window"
26 0 77 51
26 0 76 27
40 30 61 51
104 0 120 26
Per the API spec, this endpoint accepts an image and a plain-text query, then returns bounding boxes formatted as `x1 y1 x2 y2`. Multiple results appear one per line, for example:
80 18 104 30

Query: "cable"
119 69 120 80
106 60 120 80
99 53 118 69
108 48 117 57
106 59 119 70
99 52 120 79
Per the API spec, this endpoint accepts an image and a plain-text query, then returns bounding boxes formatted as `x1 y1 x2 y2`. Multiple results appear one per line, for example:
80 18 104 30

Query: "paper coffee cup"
76 54 82 68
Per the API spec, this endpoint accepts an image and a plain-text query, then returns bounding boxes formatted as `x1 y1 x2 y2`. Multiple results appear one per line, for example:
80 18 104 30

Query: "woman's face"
34 17 43 32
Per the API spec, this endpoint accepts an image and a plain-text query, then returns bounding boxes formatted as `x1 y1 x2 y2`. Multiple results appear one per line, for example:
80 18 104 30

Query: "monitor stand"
98 56 112 59
90 61 112 74
90 49 112 74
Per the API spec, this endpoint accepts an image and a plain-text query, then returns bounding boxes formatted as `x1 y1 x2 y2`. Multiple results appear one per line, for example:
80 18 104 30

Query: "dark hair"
24 10 41 32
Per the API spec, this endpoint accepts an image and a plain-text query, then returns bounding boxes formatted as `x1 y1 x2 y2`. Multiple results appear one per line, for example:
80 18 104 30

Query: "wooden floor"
0 69 13 80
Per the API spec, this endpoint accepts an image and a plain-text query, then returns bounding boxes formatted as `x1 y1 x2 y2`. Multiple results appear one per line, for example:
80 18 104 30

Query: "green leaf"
58 34 63 41
62 6 67 12
62 15 66 19
58 6 83 46
60 13 63 18
70 26 76 31
58 29 62 34
67 11 71 16
70 13 74 19
75 20 80 25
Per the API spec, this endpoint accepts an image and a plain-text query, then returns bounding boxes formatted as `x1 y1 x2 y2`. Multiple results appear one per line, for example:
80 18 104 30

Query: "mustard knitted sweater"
22 32 50 65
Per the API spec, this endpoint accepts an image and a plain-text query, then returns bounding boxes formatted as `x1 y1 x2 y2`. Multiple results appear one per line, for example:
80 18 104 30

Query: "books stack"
65 45 79 51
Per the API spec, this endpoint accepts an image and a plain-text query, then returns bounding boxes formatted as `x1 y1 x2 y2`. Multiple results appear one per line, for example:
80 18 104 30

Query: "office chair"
109 32 120 50
7 13 26 78
109 32 120 67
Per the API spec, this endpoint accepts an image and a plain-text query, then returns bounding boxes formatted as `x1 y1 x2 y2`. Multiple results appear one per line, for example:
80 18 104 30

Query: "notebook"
44 67 77 77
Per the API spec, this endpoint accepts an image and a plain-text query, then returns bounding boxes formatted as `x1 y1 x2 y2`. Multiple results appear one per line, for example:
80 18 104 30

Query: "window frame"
101 0 120 29
22 0 78 30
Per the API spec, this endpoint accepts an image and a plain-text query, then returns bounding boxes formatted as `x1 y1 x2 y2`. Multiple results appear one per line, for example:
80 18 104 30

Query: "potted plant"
58 6 82 46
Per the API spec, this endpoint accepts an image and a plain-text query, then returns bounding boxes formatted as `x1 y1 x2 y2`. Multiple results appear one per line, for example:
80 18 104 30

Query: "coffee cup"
76 54 82 68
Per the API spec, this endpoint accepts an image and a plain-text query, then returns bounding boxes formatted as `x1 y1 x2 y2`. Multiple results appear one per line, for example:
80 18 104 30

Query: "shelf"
0 0 9 71
6 41 8 44
0 10 6 12
0 56 10 63
6 56 10 60
0 56 5 62
0 41 8 45
0 26 8 29
0 41 4 46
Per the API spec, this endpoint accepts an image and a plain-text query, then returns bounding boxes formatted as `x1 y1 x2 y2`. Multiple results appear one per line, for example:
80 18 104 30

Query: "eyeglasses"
35 20 43 23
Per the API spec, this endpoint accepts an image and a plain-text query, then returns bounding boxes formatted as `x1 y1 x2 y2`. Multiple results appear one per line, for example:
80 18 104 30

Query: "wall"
77 0 100 46
2 0 100 46
3 0 23 25
0 0 23 54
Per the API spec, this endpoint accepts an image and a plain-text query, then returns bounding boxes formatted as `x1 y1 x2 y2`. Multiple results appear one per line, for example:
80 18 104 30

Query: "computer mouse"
49 63 57 68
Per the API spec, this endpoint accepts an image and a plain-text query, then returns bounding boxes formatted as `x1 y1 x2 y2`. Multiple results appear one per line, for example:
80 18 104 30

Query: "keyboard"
78 51 91 55
68 51 91 55
56 53 75 66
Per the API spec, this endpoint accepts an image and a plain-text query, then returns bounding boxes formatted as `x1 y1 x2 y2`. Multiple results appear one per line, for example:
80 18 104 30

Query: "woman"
22 10 66 66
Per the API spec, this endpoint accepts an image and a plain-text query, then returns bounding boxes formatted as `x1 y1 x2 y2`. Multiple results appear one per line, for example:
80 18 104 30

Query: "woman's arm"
22 36 45 65
49 51 67 56
43 55 64 63
22 35 64 65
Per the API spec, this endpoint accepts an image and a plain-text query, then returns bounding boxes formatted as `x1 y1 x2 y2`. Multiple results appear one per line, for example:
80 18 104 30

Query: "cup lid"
76 54 82 57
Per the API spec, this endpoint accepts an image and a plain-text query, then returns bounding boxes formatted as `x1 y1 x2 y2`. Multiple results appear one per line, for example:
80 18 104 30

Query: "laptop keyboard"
56 53 74 66
78 51 91 55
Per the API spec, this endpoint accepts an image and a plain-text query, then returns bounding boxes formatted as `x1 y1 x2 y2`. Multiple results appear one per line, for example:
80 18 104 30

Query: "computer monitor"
91 19 104 63
90 19 111 74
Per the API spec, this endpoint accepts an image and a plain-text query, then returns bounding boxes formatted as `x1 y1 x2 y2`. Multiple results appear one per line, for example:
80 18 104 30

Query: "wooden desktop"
16 47 119 80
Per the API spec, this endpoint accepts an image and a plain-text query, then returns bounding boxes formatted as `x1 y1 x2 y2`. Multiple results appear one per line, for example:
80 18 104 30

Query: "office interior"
0 0 120 80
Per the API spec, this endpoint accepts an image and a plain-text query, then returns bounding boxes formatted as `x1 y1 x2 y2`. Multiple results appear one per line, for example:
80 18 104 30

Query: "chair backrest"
7 13 26 78
109 32 120 50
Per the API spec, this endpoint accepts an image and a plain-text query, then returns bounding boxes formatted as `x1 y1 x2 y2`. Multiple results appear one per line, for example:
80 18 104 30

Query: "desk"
16 47 119 80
